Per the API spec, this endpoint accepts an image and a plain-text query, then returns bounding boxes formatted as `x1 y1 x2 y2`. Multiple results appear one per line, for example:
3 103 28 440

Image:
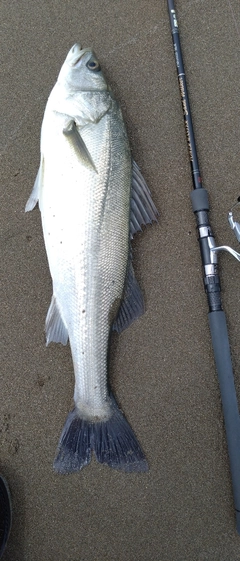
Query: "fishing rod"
167 0 240 533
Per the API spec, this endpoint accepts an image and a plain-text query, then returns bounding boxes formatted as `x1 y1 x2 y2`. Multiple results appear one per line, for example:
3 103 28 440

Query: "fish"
25 43 158 474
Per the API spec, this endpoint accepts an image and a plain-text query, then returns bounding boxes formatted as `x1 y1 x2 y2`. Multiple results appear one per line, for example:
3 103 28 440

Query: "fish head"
57 43 109 93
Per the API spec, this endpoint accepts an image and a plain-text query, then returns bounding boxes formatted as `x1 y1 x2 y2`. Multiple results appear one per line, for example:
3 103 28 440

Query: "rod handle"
208 310 240 532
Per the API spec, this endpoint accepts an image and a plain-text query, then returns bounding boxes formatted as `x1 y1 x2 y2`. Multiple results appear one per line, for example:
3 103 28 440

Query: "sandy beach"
1 1 240 559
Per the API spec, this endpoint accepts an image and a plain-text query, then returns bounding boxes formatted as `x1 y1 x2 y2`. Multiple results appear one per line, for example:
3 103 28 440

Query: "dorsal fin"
113 160 159 332
130 160 159 238
112 260 144 333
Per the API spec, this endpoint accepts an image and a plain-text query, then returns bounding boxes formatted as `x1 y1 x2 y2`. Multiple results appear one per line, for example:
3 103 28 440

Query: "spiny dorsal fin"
130 160 159 238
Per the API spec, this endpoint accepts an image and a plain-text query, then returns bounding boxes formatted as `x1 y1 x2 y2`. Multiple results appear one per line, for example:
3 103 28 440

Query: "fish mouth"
67 43 92 67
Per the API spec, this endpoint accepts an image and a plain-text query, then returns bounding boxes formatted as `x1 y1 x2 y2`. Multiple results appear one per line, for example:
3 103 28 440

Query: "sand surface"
1 1 240 559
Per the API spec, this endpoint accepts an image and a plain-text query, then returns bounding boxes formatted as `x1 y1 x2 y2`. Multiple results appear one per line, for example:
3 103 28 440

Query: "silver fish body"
41 92 131 423
26 44 158 473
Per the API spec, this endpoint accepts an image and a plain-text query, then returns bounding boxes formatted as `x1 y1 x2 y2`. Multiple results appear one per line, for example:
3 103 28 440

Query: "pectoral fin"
63 120 97 173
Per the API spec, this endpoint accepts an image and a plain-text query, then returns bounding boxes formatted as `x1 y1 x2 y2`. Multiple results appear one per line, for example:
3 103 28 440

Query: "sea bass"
26 43 158 473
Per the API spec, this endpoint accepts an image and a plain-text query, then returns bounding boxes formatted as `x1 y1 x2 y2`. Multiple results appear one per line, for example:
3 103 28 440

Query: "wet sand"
1 1 240 559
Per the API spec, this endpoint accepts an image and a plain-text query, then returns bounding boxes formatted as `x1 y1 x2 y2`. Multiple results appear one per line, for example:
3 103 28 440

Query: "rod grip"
190 188 209 212
208 310 240 531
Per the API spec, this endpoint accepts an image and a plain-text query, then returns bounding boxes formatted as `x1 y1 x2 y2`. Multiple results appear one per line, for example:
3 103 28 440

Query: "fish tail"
53 395 148 474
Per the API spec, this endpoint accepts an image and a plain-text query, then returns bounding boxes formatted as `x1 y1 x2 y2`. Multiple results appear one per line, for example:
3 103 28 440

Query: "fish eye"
86 58 101 72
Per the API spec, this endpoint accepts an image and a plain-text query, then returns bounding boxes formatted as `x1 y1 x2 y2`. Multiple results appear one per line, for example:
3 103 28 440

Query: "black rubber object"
0 476 12 559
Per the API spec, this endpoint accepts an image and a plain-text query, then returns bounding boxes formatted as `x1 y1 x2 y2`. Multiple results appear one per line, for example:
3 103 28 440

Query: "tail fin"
53 396 148 474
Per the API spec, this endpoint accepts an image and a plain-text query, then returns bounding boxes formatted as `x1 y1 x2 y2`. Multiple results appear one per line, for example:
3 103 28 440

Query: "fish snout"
71 43 82 56
67 43 92 67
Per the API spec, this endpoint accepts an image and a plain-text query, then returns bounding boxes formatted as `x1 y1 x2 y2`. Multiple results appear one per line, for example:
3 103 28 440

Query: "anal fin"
45 295 68 346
